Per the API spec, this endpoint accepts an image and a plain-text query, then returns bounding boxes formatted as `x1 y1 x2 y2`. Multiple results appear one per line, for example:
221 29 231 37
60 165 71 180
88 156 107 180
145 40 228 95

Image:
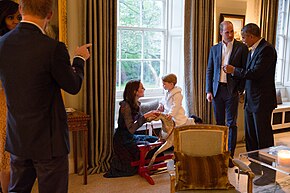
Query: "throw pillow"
174 151 233 191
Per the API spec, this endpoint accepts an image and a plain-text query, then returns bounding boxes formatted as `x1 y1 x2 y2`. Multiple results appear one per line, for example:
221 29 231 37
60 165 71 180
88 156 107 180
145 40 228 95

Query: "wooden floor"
30 130 290 193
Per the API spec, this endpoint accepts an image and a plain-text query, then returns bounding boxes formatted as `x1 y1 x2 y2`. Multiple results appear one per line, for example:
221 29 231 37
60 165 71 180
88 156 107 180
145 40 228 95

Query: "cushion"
174 151 233 191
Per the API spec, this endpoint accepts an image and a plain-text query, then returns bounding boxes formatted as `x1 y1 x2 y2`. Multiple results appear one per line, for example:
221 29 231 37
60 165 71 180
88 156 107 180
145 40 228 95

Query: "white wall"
214 0 261 43
64 0 85 174
214 0 247 44
245 0 261 25
64 0 85 111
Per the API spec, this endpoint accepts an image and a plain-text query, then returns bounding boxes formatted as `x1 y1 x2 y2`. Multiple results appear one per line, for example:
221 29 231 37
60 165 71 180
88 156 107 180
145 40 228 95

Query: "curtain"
260 0 279 45
184 0 215 123
83 0 117 174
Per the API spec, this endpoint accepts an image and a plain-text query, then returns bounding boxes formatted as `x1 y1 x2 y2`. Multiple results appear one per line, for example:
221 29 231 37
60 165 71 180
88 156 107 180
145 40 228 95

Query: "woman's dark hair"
0 0 19 36
123 79 141 114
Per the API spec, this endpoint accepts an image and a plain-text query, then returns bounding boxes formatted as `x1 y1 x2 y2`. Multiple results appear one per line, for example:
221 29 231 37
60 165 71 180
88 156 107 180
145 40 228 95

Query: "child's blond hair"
162 73 177 85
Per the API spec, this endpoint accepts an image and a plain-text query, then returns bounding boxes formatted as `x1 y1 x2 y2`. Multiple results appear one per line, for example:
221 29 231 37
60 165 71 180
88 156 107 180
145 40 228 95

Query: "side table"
67 110 90 185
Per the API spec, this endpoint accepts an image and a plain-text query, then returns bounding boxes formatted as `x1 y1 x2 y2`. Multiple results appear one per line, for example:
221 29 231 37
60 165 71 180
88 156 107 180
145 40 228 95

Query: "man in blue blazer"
224 23 277 186
206 21 248 166
0 0 91 192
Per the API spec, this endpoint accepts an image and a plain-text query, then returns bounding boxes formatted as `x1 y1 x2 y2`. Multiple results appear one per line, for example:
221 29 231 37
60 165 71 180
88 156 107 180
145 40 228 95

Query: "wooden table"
67 110 90 185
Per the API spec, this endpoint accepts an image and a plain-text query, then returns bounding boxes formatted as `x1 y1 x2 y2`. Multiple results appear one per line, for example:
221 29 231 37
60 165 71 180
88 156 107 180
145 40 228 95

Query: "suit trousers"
244 105 274 152
212 84 239 157
9 154 68 193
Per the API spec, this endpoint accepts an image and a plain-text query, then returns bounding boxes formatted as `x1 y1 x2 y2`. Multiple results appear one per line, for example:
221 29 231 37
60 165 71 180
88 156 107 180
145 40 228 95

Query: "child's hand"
157 104 164 112
165 114 172 120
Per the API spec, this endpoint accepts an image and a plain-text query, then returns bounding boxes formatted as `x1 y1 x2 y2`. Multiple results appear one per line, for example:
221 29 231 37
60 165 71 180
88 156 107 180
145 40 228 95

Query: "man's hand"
206 92 213 102
223 64 235 74
74 43 92 60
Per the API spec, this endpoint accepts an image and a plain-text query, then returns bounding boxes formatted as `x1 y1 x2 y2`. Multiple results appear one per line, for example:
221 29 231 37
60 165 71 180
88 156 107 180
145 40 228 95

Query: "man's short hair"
241 23 261 37
19 0 53 19
162 73 177 85
219 21 233 33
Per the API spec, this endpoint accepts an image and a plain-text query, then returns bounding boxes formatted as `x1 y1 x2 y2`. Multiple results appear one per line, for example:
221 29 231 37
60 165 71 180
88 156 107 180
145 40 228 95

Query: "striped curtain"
184 0 215 123
83 0 117 173
260 0 279 45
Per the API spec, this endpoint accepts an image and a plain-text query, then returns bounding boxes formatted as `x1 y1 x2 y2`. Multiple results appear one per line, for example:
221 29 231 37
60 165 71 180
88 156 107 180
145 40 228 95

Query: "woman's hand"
144 110 160 120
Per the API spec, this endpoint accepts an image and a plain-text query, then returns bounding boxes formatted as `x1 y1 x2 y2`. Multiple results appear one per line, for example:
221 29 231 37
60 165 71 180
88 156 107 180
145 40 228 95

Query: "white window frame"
275 0 290 87
116 0 168 100
115 0 185 129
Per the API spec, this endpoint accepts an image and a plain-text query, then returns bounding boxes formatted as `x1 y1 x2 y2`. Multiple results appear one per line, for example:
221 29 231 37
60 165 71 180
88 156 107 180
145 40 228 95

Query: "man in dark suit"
224 23 277 186
0 0 91 192
206 21 248 166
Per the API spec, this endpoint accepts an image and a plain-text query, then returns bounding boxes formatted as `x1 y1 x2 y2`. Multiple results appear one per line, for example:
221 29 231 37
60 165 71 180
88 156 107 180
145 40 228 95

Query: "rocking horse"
130 113 175 185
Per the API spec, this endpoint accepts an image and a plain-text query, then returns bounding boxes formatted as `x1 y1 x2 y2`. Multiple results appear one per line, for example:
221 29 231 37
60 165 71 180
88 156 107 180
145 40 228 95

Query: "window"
275 0 290 86
115 0 185 127
116 0 167 98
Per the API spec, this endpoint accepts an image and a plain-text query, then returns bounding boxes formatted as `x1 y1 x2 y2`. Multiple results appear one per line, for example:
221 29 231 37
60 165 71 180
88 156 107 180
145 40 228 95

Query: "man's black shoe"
190 114 203 124
229 159 235 168
253 175 276 186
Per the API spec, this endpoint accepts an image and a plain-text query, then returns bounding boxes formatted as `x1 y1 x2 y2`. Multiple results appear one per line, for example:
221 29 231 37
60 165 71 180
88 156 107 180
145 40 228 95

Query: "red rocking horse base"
131 142 174 185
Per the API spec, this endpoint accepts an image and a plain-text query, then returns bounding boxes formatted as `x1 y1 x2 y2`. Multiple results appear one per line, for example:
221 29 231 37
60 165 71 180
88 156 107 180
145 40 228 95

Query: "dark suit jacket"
206 39 248 97
233 38 277 112
0 22 85 159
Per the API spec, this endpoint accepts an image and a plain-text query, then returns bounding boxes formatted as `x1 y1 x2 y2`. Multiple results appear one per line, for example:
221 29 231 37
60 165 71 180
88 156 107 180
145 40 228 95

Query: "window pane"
142 0 164 28
116 61 121 89
276 58 283 83
121 61 141 87
144 31 163 59
275 0 290 83
117 31 120 59
117 0 167 96
143 61 161 88
119 0 141 27
120 30 142 59
276 35 285 57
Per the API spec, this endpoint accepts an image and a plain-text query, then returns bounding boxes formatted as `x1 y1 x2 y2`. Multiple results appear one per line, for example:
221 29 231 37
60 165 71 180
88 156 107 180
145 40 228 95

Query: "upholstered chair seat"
169 124 254 193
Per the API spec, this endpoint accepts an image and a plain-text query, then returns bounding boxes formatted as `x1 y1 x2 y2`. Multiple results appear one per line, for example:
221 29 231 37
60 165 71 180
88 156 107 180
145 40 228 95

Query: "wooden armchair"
169 124 254 193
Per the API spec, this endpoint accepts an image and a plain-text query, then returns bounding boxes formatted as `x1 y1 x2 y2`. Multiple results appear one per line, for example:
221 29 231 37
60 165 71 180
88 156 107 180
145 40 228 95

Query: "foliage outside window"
116 0 166 97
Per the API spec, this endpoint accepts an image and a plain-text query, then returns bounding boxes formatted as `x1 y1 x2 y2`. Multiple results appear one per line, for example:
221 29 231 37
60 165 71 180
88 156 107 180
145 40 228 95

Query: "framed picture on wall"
45 0 67 45
219 13 245 42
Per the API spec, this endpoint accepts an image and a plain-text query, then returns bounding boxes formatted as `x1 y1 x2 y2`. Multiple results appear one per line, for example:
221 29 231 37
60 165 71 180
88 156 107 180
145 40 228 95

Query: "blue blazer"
206 39 248 97
0 22 85 159
233 38 277 112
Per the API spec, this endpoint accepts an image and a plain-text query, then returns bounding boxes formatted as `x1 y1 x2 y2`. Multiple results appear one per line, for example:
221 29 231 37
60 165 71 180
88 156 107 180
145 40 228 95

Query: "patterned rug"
255 176 290 193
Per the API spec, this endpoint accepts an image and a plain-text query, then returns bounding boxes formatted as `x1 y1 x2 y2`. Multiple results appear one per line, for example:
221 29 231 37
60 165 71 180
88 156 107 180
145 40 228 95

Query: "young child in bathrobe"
157 73 202 126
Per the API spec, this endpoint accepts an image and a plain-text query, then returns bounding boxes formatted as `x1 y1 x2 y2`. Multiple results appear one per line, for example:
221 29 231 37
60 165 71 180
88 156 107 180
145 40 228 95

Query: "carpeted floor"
254 175 290 193
31 170 171 193
30 131 290 193
30 164 290 193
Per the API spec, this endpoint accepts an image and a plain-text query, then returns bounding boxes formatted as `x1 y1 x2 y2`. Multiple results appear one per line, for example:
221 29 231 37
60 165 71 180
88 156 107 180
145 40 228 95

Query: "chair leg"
141 171 155 185
132 144 174 185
